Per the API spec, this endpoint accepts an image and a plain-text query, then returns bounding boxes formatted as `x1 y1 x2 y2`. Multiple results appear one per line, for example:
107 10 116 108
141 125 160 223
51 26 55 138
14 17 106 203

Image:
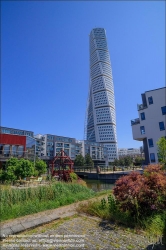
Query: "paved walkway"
0 195 165 250
0 195 107 239
1 214 164 250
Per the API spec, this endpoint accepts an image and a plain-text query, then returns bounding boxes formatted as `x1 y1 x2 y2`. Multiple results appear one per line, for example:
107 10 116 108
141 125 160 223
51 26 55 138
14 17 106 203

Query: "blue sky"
1 1 165 148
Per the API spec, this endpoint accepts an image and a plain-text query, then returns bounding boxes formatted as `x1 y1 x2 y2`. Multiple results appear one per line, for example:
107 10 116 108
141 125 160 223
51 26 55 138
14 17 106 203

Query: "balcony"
131 118 140 126
137 104 147 111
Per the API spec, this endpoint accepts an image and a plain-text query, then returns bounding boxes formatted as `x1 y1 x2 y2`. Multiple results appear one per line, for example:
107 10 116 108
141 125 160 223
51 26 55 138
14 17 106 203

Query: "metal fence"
73 165 143 173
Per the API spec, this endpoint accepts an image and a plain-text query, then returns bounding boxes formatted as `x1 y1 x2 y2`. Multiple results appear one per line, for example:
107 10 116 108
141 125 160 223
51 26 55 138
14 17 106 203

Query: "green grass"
77 194 166 243
0 182 96 221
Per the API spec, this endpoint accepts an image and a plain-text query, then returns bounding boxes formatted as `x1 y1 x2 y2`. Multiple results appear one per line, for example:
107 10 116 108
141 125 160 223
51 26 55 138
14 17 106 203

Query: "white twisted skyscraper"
86 28 118 162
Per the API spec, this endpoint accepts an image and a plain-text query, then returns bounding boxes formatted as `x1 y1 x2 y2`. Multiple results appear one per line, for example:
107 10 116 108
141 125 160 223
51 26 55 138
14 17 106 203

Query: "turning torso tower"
86 28 118 162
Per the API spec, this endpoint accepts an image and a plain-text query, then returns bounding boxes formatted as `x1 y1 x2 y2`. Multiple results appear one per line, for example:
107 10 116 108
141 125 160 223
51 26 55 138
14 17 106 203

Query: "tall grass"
0 182 95 221
78 193 166 245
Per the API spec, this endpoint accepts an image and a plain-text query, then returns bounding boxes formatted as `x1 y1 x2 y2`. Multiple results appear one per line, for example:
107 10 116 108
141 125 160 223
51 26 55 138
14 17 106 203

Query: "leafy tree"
134 156 144 165
5 158 19 169
113 158 119 167
85 154 94 167
118 158 125 166
15 159 34 179
5 166 17 181
157 137 166 166
35 159 47 176
124 156 133 166
74 154 85 166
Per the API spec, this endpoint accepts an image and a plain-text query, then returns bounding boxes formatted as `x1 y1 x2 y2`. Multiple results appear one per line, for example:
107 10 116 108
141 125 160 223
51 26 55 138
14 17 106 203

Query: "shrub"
70 172 78 180
113 164 166 219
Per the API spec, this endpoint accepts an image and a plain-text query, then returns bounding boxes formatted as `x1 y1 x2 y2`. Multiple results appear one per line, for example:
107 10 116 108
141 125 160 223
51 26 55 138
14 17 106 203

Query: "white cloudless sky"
1 1 165 148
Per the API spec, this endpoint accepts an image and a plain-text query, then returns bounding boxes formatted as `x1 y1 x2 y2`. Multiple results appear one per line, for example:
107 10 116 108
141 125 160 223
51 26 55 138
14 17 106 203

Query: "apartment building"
131 87 166 164
118 148 143 158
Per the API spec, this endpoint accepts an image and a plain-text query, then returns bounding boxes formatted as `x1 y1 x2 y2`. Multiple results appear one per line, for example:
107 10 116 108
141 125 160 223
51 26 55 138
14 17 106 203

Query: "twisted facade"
86 28 118 162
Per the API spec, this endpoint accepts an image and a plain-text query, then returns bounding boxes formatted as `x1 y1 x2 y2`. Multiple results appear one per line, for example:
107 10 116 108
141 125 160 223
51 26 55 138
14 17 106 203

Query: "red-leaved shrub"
113 164 166 218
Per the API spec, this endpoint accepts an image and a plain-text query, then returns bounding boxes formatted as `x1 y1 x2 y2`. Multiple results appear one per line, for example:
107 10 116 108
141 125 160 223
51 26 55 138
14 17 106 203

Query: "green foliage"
124 156 133 166
35 160 47 176
108 194 117 213
113 158 119 166
101 198 106 209
118 158 125 166
157 137 166 166
74 154 85 166
5 166 17 181
70 172 78 180
0 182 95 221
15 159 34 179
5 158 19 168
113 156 133 167
0 169 7 181
85 154 94 166
134 156 144 165
143 213 166 237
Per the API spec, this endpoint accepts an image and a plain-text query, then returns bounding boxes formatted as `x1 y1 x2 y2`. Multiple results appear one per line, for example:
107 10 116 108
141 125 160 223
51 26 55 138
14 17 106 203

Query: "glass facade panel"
18 146 24 157
12 145 17 156
161 106 166 115
148 96 153 105
150 153 155 162
140 112 145 120
26 136 36 160
4 145 10 156
148 139 154 148
159 122 165 131
140 126 145 134
0 144 3 155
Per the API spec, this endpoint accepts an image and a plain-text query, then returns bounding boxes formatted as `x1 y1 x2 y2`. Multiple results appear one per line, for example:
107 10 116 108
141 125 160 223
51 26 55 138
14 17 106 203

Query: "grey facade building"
131 87 166 164
85 28 118 163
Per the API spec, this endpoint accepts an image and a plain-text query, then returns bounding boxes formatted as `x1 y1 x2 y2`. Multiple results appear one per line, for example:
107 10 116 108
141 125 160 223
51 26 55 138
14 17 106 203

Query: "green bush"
70 172 78 180
0 182 95 221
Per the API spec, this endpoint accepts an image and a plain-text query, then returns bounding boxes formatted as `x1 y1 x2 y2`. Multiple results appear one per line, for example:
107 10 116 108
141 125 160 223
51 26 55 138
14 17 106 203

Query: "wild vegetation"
0 182 95 221
0 157 47 183
74 153 94 166
110 155 144 167
78 164 166 246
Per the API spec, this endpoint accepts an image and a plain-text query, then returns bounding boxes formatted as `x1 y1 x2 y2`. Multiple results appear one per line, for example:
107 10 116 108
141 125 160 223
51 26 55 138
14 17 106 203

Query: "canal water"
84 179 115 192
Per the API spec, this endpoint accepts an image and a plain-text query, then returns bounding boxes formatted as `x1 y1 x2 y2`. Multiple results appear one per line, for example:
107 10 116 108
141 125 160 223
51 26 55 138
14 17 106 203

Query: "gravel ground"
1 214 164 250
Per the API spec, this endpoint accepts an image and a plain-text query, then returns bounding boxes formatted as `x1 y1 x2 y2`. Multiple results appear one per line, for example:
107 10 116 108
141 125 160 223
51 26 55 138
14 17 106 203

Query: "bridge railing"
73 165 143 173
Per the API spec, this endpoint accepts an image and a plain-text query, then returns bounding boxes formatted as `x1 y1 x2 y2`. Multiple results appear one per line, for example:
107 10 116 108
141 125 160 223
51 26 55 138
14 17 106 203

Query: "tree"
5 158 19 169
74 155 85 166
118 158 125 166
85 154 94 167
113 158 119 167
124 156 133 167
157 137 166 166
134 156 144 166
35 159 47 176
15 159 34 179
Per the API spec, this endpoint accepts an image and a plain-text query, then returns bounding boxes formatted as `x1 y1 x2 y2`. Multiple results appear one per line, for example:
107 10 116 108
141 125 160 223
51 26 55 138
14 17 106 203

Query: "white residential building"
118 148 142 158
85 28 118 163
131 87 166 164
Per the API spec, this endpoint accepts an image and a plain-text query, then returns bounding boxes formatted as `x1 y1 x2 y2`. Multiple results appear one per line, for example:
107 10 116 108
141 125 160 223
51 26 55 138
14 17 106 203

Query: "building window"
150 153 155 162
140 112 145 120
161 106 166 115
140 126 145 134
4 145 10 156
159 122 165 131
148 138 154 148
148 96 153 105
